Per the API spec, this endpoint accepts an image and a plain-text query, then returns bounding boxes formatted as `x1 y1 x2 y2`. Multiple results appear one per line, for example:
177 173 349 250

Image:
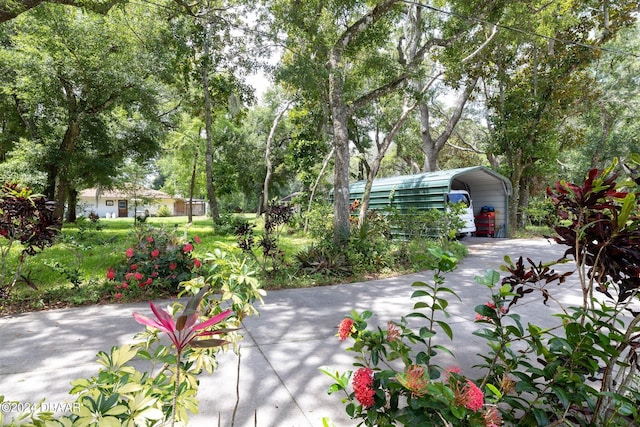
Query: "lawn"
1 212 500 316
1 214 312 315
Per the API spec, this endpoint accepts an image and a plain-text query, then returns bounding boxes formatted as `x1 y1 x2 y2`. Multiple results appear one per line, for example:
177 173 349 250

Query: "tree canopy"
0 0 638 237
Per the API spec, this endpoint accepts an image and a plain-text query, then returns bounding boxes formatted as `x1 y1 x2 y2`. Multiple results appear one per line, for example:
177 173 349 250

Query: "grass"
1 215 312 315
1 213 476 316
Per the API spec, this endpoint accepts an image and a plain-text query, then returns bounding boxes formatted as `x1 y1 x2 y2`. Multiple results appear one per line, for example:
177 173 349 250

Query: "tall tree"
484 0 638 229
0 5 165 220
564 22 640 181
157 114 206 222
158 1 258 224
272 0 430 241
273 0 515 240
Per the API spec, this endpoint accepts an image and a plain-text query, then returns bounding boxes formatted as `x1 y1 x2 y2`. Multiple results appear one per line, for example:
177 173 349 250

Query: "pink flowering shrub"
107 226 202 299
323 249 502 426
325 160 640 427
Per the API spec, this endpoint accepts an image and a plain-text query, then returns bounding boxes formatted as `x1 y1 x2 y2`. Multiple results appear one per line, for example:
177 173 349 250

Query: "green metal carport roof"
349 166 513 235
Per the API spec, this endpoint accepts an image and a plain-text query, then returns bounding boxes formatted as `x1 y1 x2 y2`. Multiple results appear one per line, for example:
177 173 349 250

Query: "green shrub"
106 226 202 298
325 159 640 426
304 201 334 243
524 196 555 226
156 205 172 217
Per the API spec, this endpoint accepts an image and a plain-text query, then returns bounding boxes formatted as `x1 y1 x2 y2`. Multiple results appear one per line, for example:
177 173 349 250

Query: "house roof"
79 188 176 200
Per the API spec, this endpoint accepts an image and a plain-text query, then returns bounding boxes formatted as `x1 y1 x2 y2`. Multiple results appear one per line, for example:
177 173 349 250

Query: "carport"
348 166 513 236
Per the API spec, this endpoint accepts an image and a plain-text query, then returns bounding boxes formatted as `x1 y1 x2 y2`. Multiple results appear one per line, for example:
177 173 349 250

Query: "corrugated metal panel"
348 166 513 235
350 171 453 212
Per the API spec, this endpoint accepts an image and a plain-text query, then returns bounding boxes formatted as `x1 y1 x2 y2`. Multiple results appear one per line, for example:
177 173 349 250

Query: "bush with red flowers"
324 159 640 427
106 226 202 299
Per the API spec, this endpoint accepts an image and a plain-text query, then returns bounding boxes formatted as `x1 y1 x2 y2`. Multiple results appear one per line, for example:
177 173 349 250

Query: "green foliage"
327 160 640 426
156 205 172 217
384 205 465 242
0 182 61 297
235 202 295 274
1 248 263 426
295 245 352 277
324 249 501 426
345 211 394 273
304 201 334 242
106 226 202 298
523 196 555 227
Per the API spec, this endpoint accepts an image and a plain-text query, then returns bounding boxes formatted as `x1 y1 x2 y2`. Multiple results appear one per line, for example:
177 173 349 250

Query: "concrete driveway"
0 237 579 426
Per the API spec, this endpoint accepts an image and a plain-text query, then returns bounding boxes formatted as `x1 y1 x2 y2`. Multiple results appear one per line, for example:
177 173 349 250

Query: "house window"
105 200 114 206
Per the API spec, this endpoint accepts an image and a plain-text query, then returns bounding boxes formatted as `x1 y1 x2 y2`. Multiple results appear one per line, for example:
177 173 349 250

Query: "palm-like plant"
133 286 233 426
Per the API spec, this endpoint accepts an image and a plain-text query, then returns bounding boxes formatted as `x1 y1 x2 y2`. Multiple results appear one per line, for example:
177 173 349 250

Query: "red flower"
194 258 201 268
126 247 134 258
130 263 138 270
106 268 116 280
122 283 129 289
444 366 462 382
183 243 194 253
194 235 201 244
151 249 160 258
338 318 354 341
456 380 484 412
125 272 134 281
145 278 153 285
147 236 154 243
134 272 143 281
115 293 123 300
169 262 177 271
353 367 375 408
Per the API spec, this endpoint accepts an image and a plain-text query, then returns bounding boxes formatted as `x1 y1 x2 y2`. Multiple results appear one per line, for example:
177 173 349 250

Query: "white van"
447 190 476 235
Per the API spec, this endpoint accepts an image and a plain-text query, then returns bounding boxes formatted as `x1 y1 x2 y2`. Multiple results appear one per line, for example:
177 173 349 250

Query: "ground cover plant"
325 157 640 426
0 214 301 315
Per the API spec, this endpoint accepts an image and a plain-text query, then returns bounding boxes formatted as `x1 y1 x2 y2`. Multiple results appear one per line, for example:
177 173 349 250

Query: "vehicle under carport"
348 166 513 237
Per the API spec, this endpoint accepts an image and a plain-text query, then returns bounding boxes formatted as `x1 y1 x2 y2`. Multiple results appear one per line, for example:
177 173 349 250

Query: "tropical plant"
1 246 263 427
323 248 502 426
133 286 232 426
325 158 640 426
0 183 61 298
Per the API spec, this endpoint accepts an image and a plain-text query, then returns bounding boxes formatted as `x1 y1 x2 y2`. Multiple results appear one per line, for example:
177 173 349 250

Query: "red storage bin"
475 212 496 237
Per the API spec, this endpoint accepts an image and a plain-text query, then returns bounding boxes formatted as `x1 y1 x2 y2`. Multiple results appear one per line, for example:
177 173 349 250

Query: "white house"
77 188 178 218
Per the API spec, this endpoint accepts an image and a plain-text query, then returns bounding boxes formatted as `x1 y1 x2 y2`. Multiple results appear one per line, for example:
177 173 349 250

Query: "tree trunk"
188 150 198 223
66 187 78 222
358 98 417 226
328 58 351 243
53 119 80 220
304 146 335 233
508 149 524 233
420 77 478 172
202 19 219 224
518 179 530 228
262 101 292 213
